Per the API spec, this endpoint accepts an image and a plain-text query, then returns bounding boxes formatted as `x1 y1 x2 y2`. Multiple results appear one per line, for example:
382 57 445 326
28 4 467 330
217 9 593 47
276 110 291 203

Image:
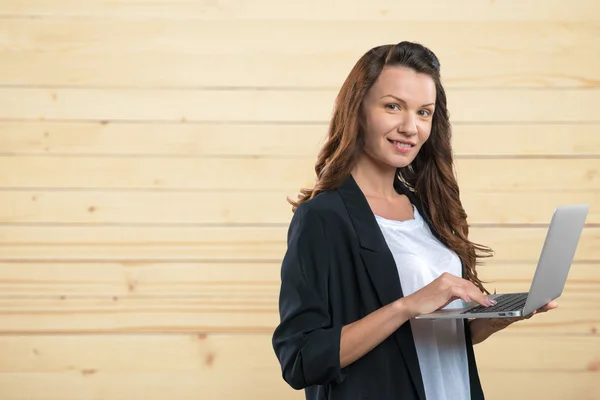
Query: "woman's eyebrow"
381 94 434 107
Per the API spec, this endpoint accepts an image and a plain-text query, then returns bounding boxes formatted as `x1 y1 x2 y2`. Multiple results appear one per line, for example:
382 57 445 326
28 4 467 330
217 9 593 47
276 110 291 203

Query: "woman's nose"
398 114 418 136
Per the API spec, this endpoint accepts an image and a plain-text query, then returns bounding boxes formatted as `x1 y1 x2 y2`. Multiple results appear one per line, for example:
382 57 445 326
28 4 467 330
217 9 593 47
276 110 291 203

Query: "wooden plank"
458 191 600 225
0 225 288 261
1 156 599 192
0 261 597 297
2 122 600 157
0 296 280 334
3 48 599 89
0 155 319 191
0 261 282 297
0 371 302 400
1 190 599 225
0 53 360 89
1 0 597 21
0 334 284 372
0 290 597 334
0 334 302 400
0 225 598 262
477 264 600 295
0 334 597 373
469 227 599 263
0 121 324 157
0 370 596 400
479 372 600 400
1 87 599 123
0 225 290 261
1 19 599 88
454 159 600 193
476 333 600 372
451 124 600 157
3 20 597 56
0 191 298 225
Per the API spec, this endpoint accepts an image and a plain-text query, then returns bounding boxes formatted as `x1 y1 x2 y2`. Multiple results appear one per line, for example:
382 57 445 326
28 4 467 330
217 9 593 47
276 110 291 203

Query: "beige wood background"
1 1 599 399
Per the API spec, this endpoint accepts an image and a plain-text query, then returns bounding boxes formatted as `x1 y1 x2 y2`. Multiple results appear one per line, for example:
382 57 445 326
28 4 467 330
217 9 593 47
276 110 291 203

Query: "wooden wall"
1 1 599 399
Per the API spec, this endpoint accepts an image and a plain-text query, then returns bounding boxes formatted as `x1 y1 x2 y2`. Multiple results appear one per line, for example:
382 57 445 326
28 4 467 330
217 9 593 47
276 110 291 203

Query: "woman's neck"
350 153 398 200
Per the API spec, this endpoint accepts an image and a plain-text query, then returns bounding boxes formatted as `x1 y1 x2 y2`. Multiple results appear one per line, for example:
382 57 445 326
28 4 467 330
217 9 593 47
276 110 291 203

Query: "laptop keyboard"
461 292 528 314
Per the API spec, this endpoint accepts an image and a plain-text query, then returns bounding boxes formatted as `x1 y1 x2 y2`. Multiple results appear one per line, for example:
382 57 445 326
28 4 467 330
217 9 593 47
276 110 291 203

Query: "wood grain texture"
2 122 600 157
0 293 597 334
1 226 599 262
1 88 600 122
0 225 289 261
0 296 279 333
0 333 597 372
1 190 599 225
0 334 302 400
4 20 596 55
0 371 303 400
1 0 597 21
479 372 600 400
0 261 282 297
1 370 595 400
2 48 599 89
0 261 597 297
0 17 594 90
1 156 599 192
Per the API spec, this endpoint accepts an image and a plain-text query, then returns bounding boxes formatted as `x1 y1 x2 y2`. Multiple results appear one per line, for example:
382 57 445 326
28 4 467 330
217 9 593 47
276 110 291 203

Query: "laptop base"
415 293 527 319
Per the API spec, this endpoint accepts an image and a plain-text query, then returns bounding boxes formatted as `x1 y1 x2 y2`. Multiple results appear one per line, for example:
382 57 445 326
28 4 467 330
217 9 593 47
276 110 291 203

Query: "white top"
375 205 471 400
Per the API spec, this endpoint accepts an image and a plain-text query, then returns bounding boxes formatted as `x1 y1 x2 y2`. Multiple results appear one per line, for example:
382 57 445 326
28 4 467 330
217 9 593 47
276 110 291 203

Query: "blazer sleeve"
271 202 345 390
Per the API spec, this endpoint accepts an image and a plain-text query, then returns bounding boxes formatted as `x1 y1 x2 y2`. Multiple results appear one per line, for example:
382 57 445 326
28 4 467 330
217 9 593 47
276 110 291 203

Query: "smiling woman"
272 42 556 400
286 43 493 294
362 67 436 162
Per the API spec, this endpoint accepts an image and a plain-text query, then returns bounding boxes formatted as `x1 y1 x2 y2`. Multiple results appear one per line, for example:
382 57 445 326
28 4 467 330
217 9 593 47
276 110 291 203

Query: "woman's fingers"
450 285 494 307
448 286 471 304
518 301 558 321
437 273 497 308
462 281 495 307
538 301 559 313
472 289 496 307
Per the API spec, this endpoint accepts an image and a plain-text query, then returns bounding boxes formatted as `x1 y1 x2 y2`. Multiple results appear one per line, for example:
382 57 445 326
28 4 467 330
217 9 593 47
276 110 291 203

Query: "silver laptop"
415 204 589 319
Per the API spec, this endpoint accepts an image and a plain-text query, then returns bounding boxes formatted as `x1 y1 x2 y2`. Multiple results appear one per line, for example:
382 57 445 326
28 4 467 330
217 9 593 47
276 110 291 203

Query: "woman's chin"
386 157 413 169
360 151 413 171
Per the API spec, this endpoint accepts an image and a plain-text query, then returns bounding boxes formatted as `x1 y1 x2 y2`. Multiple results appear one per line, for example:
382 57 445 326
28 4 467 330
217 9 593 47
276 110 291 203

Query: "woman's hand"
402 272 495 319
470 301 559 345
491 300 558 329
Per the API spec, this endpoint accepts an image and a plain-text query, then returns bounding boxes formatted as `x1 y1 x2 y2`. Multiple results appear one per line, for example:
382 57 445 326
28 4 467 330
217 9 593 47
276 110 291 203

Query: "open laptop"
415 204 589 319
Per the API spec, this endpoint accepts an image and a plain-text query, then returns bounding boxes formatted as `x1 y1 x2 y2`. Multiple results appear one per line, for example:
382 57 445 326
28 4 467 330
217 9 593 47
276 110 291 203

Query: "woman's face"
361 66 436 169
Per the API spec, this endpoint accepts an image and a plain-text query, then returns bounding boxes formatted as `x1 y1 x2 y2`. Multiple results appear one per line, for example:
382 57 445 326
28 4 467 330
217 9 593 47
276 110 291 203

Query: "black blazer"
272 174 485 400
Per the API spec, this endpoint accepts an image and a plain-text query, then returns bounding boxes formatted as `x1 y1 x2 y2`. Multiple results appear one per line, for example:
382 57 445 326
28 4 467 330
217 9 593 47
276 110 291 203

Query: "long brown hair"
288 41 493 293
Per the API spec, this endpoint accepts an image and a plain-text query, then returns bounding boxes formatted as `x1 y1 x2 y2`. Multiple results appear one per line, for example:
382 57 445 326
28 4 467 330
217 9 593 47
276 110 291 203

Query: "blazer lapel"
338 174 426 400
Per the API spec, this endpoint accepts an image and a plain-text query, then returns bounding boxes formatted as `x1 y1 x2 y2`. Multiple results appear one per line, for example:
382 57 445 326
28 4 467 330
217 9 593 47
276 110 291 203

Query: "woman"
272 41 556 400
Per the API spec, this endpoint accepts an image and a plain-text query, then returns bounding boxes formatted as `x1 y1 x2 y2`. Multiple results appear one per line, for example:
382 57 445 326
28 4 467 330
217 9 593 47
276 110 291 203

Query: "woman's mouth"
388 139 414 153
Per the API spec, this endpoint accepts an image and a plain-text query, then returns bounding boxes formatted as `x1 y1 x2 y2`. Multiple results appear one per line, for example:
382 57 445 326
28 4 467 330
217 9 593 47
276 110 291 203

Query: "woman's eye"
419 109 432 117
386 104 400 111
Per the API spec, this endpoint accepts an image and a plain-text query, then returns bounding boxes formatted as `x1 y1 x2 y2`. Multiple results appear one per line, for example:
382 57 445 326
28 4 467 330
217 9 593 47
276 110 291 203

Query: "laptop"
415 204 589 319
